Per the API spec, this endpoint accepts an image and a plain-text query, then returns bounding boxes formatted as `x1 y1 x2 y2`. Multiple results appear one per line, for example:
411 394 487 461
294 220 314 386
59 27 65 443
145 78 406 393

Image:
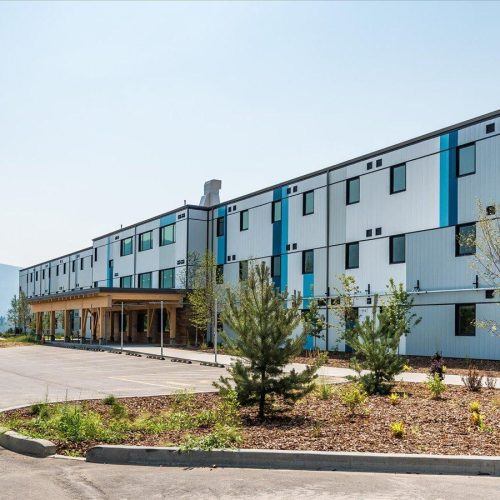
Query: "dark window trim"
159 268 175 288
389 234 406 264
346 176 360 205
240 210 249 231
302 190 314 216
345 242 359 270
272 200 282 223
456 142 476 178
216 217 225 237
120 237 134 256
455 303 476 337
138 231 153 252
455 223 476 257
138 272 152 289
302 249 314 274
159 223 176 246
271 255 281 278
390 163 406 194
120 275 133 288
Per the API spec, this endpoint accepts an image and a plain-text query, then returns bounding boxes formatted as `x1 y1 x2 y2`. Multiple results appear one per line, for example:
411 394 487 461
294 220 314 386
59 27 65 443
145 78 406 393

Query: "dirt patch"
2 383 499 457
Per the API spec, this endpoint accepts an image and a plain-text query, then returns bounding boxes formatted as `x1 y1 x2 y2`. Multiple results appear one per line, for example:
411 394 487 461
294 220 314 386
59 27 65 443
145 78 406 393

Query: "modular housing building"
19 110 500 359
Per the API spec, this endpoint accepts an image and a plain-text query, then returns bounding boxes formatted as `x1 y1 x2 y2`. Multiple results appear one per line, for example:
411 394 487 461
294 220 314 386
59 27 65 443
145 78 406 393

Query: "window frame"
302 250 314 274
216 217 225 237
455 303 476 337
390 163 406 194
138 272 152 289
456 143 476 177
345 242 360 270
239 260 249 281
240 210 249 231
272 200 282 223
389 234 406 264
455 223 476 257
138 231 153 252
303 190 314 216
159 223 176 246
159 268 175 289
271 255 281 278
120 275 133 288
346 177 360 205
120 237 134 257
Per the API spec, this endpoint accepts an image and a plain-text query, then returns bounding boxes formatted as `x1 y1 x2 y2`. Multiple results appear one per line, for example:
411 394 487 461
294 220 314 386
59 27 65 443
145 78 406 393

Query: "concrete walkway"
120 345 500 387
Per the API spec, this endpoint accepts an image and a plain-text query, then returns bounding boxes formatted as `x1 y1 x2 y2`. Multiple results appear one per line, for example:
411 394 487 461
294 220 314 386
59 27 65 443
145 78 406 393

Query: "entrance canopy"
28 288 187 344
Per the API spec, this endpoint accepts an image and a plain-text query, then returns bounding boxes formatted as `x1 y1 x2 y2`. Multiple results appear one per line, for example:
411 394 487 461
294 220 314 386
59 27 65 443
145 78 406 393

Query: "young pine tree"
344 279 421 395
216 262 322 419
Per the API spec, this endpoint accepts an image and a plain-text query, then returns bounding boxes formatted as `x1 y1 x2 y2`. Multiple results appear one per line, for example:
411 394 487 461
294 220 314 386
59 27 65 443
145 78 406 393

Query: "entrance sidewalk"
121 345 500 387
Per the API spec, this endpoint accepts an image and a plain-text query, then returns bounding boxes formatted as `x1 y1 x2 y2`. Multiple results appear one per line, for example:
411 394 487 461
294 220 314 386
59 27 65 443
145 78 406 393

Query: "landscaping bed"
294 352 500 378
0 335 36 348
1 383 499 457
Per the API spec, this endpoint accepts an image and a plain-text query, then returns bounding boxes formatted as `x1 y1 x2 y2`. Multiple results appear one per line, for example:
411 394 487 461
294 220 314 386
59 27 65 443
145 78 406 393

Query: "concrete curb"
0 427 56 458
86 445 500 476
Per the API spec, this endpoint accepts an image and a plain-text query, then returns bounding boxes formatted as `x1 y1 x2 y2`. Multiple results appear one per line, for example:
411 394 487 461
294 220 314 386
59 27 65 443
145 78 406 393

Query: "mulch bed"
3 383 499 457
294 353 500 378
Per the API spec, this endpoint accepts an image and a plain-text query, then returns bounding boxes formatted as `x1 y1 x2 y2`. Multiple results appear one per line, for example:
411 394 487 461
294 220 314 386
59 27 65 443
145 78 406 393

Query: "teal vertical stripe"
216 206 227 265
439 131 458 227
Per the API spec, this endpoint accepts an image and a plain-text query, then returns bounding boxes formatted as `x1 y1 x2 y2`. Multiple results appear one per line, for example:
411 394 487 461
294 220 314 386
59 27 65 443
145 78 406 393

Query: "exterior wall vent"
367 162 373 170
486 123 495 134
375 227 382 235
376 159 383 167
199 179 222 207
366 229 372 237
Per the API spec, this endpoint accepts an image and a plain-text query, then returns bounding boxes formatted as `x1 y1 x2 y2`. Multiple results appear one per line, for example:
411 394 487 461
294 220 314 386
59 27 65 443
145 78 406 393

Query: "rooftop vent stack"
199 179 222 207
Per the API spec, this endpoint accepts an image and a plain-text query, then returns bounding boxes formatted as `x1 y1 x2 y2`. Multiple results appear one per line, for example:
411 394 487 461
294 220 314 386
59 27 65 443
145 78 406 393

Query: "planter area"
1 382 499 458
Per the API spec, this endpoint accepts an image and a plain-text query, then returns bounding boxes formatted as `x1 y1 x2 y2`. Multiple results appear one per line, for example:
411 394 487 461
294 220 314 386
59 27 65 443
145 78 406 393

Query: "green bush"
315 378 334 400
338 384 368 416
390 421 405 438
30 402 50 419
181 424 242 451
426 374 447 400
110 402 127 419
102 395 117 406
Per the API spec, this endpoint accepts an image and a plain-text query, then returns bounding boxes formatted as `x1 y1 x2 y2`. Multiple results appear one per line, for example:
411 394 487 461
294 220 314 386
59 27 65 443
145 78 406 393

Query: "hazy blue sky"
1 1 499 268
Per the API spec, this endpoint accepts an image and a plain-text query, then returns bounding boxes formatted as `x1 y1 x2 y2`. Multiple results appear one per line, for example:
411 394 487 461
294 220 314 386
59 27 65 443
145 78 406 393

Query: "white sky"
1 1 499 267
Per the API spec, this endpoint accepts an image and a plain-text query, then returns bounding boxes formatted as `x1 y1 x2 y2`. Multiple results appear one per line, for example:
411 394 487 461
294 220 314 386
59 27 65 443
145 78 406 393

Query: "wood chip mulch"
3 383 499 457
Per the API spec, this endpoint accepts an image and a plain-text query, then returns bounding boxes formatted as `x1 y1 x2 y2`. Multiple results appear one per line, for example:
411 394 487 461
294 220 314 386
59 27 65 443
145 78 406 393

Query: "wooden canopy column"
167 306 177 344
147 308 156 343
64 310 71 342
35 312 43 342
49 311 56 341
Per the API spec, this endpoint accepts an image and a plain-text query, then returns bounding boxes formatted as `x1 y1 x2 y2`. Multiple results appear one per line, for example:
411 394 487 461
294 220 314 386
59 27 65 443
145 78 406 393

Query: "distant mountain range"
0 263 21 324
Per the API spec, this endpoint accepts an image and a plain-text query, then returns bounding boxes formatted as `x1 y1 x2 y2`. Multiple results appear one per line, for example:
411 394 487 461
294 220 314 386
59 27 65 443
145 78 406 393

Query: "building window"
108 259 113 269
159 268 175 288
120 237 133 256
35 271 39 281
63 263 66 274
455 223 476 256
390 164 406 194
138 272 152 289
216 264 224 284
239 260 249 281
303 190 314 215
56 265 59 277
216 217 225 237
455 304 476 336
390 234 406 264
346 242 359 269
80 258 84 270
30 273 33 282
72 261 75 273
42 269 45 279
271 255 281 278
302 250 314 274
139 231 153 252
346 177 360 205
160 223 176 246
94 247 98 261
120 275 132 288
457 143 476 177
240 210 249 231
272 200 282 223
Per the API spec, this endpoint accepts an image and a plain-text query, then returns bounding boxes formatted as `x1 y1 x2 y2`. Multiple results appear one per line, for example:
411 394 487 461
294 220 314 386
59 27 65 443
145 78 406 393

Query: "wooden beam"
147 308 156 341
64 310 71 342
49 311 56 341
167 306 176 344
81 309 89 342
31 295 112 313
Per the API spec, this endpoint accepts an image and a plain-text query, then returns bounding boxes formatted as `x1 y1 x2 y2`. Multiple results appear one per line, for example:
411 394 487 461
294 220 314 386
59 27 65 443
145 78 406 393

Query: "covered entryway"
28 288 187 345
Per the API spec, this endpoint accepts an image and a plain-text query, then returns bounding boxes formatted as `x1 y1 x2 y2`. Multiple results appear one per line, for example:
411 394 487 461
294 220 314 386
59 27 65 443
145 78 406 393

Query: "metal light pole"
160 300 164 358
120 301 124 353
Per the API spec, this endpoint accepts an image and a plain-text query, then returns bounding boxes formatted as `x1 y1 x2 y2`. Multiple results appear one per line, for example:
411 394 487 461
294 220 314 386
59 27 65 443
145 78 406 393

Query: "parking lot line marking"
108 376 198 389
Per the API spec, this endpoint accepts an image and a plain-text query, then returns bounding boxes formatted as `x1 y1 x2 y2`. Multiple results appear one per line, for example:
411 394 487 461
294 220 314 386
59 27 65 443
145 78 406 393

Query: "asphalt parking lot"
0 345 223 410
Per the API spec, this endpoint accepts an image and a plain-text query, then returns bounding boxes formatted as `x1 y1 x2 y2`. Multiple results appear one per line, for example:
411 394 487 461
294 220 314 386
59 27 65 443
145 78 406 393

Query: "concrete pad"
0 346 225 410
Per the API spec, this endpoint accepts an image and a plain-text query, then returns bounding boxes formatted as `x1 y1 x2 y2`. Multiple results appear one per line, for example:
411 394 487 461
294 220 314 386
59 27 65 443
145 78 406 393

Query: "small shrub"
110 402 127 419
172 390 195 410
429 352 446 381
102 395 117 406
485 376 497 390
310 422 322 438
461 364 483 392
199 342 208 351
390 421 405 438
181 424 242 451
315 379 333 400
30 402 50 419
426 374 447 400
401 363 412 372
338 384 368 416
469 401 481 413
388 393 399 405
